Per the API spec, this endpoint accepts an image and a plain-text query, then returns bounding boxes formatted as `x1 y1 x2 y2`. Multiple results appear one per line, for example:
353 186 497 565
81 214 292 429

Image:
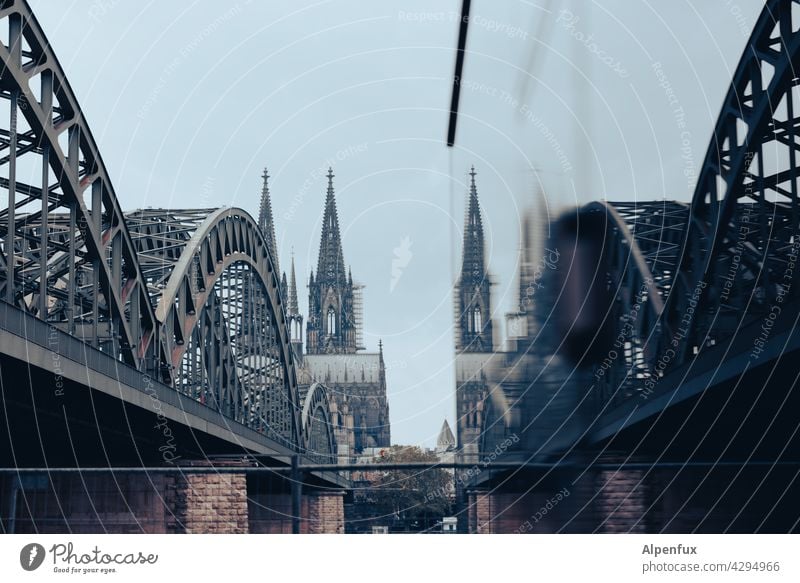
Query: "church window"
473 307 482 332
327 308 336 335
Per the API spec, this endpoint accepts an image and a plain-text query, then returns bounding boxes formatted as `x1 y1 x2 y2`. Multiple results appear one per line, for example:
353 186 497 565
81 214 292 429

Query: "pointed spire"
436 419 456 451
316 167 347 284
287 252 299 316
378 339 385 381
280 271 288 300
462 165 486 279
519 211 534 312
456 165 493 353
258 168 280 276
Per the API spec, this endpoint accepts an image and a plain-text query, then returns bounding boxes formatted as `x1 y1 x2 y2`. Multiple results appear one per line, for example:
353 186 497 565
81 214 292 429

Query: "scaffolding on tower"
353 280 366 351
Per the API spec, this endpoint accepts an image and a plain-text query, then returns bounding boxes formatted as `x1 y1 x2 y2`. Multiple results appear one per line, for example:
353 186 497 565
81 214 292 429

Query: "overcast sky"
30 0 765 446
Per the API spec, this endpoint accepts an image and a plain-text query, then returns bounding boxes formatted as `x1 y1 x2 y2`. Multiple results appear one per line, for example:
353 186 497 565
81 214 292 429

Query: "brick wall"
464 464 800 533
248 489 346 534
303 491 344 534
168 472 248 534
467 490 493 534
2 470 348 534
594 469 647 533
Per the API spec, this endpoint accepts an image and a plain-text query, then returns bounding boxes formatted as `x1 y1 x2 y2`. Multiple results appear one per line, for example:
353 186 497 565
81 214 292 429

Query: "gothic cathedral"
258 168 391 458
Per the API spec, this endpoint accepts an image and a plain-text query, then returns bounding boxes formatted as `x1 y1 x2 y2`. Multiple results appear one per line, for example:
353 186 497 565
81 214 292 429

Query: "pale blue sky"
30 0 764 446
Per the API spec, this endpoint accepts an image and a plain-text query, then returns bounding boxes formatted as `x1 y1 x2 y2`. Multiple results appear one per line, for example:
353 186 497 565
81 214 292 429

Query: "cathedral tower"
300 168 390 454
306 168 357 354
454 167 495 461
456 166 493 353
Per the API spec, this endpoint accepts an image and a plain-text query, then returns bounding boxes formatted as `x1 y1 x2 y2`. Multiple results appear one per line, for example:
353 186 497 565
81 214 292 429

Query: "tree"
368 446 454 532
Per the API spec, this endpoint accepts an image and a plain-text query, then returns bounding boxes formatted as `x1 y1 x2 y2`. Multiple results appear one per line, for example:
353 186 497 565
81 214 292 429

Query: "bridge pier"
304 491 346 534
168 466 249 534
465 488 492 534
0 467 345 534
462 460 800 533
247 474 345 534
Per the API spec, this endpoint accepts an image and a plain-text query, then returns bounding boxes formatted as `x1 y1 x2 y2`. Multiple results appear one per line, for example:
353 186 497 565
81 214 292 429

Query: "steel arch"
0 0 158 370
300 383 336 463
663 0 800 366
127 207 300 447
587 201 689 406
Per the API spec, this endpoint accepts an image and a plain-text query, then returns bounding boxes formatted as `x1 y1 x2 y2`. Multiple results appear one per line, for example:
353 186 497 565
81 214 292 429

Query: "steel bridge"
468 0 800 532
0 0 799 533
0 0 336 473
598 0 800 456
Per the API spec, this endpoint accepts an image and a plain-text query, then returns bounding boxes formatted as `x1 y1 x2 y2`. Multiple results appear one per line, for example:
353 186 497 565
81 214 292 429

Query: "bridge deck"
0 303 344 486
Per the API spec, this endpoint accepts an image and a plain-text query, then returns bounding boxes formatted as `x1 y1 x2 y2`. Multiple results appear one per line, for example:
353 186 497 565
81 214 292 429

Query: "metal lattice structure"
300 383 336 463
565 0 800 413
0 0 158 370
0 0 331 453
127 208 301 446
659 0 800 366
589 201 689 407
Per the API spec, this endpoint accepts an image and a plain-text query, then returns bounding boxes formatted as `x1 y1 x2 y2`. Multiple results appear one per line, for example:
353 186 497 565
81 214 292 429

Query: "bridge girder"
580 0 800 412
0 1 310 454
300 383 337 463
589 201 689 406
663 0 800 365
127 207 301 448
0 0 158 370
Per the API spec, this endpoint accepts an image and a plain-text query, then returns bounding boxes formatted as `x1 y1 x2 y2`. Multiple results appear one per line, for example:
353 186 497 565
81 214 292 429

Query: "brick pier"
0 467 345 534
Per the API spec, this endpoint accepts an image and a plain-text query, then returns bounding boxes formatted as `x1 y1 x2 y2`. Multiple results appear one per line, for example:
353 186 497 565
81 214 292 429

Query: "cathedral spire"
456 166 493 352
316 167 347 284
462 165 485 276
378 339 386 385
258 168 280 276
436 419 456 452
306 168 357 355
288 251 299 316
287 251 304 356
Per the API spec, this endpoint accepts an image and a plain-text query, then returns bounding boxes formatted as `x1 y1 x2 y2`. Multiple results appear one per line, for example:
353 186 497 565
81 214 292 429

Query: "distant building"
452 168 586 474
301 168 390 454
436 419 456 453
454 168 495 463
258 167 391 459
435 419 456 468
441 516 458 533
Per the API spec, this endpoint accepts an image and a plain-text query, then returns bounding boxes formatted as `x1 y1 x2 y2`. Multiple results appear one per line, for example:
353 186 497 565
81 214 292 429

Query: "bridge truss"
476 0 800 456
589 0 800 411
0 0 339 459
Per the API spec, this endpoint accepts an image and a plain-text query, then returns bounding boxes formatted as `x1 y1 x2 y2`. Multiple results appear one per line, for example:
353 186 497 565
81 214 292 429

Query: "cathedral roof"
304 353 382 384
